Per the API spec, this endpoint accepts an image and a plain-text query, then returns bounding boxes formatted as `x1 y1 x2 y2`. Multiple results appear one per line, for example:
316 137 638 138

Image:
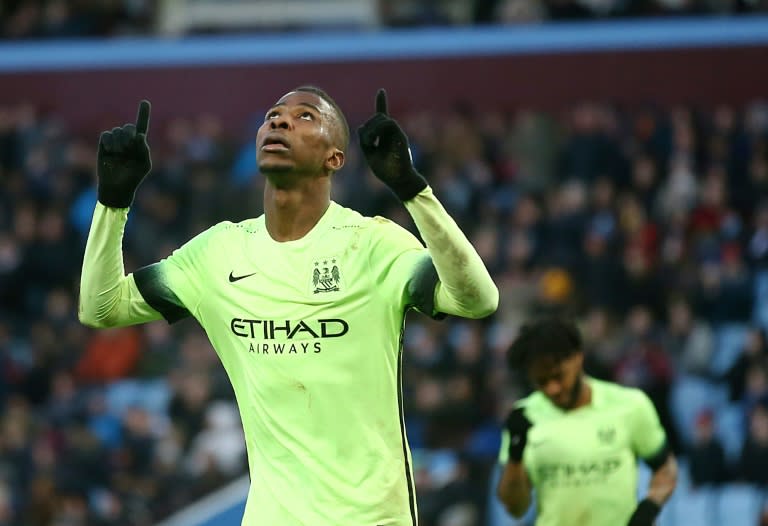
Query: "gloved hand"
357 89 428 202
97 100 152 208
505 407 533 463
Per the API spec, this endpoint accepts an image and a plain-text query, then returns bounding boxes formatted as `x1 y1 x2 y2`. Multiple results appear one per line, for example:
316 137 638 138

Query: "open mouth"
261 136 290 151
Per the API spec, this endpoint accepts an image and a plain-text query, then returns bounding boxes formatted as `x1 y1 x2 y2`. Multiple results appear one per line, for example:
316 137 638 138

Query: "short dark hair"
507 317 582 370
294 85 350 153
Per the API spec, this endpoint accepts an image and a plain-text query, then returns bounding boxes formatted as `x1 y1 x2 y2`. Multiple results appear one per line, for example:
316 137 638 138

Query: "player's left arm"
627 391 678 526
358 89 498 319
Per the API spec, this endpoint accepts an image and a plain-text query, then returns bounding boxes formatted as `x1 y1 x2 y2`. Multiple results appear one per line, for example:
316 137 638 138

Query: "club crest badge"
597 426 616 445
311 256 342 294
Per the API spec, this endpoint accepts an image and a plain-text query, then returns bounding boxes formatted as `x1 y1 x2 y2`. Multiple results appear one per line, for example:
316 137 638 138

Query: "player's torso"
524 388 638 526
192 205 417 525
198 206 398 374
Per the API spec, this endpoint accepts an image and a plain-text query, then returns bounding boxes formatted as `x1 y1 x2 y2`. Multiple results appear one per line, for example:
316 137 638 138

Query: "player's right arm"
496 407 534 517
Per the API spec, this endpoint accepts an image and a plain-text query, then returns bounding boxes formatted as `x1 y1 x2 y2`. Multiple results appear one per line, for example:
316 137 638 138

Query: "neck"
263 175 331 242
569 374 592 410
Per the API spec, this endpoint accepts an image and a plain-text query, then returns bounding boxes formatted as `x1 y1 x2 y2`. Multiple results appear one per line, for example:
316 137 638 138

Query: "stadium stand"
1 8 768 526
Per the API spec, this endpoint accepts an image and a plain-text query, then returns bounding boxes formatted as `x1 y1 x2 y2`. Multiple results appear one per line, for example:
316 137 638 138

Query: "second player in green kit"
497 318 678 526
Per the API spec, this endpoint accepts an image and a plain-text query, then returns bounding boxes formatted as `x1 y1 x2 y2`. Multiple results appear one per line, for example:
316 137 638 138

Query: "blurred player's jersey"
498 378 667 526
134 201 439 526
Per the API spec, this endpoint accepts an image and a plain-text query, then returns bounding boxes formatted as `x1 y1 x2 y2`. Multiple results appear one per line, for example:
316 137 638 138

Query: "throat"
568 376 592 410
264 187 329 242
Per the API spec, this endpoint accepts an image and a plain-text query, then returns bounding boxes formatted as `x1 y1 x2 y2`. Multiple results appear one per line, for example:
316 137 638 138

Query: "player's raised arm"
496 407 534 517
357 89 498 319
79 100 163 328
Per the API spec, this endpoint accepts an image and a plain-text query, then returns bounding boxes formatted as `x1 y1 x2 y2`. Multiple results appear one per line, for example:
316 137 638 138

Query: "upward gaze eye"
299 112 313 121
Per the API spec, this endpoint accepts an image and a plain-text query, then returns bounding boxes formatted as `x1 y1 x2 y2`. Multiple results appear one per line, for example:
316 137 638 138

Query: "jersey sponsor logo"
311 256 342 294
230 318 349 339
228 270 258 283
536 457 622 487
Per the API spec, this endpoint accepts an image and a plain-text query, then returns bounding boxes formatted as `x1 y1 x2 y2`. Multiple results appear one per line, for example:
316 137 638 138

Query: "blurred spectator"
614 305 679 450
75 327 142 383
580 307 620 380
723 327 768 401
664 296 715 377
688 408 729 487
737 403 768 486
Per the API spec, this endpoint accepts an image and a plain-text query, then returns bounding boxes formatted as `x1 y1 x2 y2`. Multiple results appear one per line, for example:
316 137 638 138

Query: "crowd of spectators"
1 95 768 525
2 0 767 40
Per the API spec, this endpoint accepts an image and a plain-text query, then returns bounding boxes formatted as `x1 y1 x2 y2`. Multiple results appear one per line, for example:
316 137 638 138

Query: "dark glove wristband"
97 183 138 209
627 498 660 526
505 408 531 463
388 169 428 202
507 434 526 463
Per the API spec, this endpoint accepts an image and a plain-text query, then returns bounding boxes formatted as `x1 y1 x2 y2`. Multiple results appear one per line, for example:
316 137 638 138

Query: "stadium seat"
715 484 765 526
669 375 729 447
715 403 747 462
669 488 717 526
710 324 749 377
105 379 172 416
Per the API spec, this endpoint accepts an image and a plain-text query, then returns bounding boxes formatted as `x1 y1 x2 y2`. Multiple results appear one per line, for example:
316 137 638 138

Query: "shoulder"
172 218 262 263
514 391 550 420
330 203 399 232
592 378 651 408
331 204 422 246
196 217 262 242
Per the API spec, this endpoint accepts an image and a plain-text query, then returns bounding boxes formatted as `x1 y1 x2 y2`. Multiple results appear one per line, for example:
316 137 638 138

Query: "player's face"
256 91 342 177
528 353 584 409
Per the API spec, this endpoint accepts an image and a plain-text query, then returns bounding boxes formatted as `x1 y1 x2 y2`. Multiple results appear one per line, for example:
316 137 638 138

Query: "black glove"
357 89 428 202
626 498 660 526
97 100 152 208
505 407 532 463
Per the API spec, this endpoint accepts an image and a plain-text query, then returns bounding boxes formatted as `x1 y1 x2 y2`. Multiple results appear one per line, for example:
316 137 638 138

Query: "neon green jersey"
134 202 440 525
498 378 667 526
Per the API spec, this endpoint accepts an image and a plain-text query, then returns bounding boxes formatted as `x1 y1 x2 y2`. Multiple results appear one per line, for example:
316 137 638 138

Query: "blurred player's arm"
627 392 678 526
358 89 498 319
628 448 677 526
496 407 534 517
497 460 532 518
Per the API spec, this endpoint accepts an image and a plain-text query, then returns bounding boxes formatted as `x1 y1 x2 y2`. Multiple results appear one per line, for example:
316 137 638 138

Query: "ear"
325 148 345 172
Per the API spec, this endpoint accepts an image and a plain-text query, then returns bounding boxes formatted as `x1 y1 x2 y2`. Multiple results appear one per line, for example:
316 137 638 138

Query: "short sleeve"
629 390 668 461
133 223 225 323
366 217 440 317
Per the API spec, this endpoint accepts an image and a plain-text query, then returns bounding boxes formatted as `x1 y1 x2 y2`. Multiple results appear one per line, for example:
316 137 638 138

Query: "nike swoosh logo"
228 271 258 283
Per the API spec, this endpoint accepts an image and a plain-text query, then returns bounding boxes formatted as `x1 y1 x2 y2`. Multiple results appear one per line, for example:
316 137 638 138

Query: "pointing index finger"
135 100 151 135
375 89 388 115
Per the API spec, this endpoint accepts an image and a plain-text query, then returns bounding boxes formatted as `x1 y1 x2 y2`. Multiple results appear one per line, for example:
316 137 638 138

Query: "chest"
527 409 630 461
215 228 370 315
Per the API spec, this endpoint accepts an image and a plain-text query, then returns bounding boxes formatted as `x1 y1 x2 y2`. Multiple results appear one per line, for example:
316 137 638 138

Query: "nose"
269 115 290 130
542 380 562 399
